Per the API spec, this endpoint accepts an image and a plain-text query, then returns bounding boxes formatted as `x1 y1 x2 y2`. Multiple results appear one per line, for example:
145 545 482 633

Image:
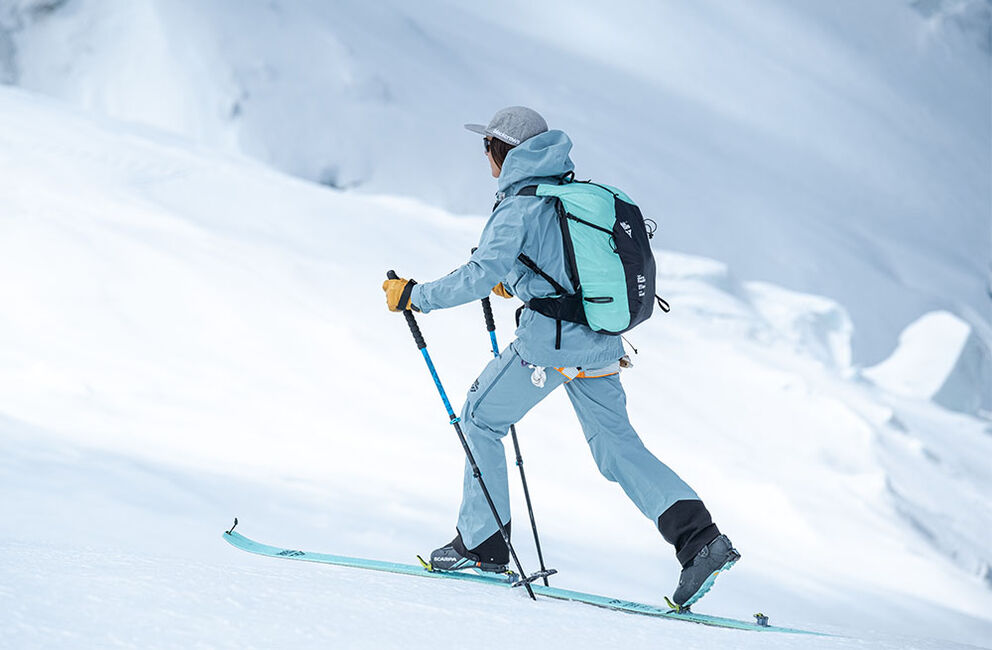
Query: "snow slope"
1 0 989 368
1 84 991 648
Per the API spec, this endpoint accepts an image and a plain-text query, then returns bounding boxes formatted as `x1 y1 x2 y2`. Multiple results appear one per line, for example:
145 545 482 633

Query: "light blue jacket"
411 130 625 368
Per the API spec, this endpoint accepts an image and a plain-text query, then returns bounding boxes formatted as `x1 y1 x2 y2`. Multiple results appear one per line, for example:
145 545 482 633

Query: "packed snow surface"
1 80 991 648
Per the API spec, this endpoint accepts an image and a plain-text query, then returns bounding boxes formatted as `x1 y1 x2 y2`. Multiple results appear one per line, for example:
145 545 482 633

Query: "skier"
382 106 739 608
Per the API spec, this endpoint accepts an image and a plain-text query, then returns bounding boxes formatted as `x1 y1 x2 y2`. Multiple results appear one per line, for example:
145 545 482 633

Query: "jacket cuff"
410 283 431 313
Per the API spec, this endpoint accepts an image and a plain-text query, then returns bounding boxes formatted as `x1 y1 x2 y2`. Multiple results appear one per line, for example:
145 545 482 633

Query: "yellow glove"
382 277 418 312
492 282 513 299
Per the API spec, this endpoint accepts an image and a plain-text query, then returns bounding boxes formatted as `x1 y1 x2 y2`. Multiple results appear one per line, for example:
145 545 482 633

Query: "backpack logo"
620 221 633 238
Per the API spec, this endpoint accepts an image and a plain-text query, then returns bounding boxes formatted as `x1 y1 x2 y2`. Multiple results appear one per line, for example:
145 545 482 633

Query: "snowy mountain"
1 0 989 368
1 2 990 648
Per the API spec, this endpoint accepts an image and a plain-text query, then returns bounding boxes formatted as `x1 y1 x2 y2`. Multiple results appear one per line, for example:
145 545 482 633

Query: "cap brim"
464 123 488 135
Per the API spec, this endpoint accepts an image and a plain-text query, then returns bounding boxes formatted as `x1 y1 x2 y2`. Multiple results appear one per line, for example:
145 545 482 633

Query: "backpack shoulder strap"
516 171 574 197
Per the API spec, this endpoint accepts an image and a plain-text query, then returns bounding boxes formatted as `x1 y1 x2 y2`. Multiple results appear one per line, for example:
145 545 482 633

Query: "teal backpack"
513 174 668 347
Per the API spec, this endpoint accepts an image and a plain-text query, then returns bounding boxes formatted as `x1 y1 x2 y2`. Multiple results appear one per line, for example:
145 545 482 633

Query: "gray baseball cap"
465 106 548 146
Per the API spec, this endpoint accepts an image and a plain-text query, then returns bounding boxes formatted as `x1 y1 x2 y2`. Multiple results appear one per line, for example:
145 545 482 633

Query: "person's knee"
464 405 507 442
587 428 648 477
584 420 640 448
587 436 621 481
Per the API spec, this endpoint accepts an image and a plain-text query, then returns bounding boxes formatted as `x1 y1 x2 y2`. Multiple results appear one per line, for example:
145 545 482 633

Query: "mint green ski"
223 524 827 636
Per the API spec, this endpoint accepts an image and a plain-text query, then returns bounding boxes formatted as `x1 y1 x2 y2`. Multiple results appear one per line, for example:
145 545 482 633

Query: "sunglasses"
483 137 491 154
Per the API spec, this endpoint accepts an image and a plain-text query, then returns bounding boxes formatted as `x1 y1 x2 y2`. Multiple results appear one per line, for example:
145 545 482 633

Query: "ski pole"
386 270 537 600
479 280 553 587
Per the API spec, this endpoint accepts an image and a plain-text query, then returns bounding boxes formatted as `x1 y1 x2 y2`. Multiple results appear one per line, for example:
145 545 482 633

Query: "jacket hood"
497 129 575 194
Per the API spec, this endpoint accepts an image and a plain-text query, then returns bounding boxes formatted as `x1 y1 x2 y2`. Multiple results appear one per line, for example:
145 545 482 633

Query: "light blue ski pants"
457 343 699 549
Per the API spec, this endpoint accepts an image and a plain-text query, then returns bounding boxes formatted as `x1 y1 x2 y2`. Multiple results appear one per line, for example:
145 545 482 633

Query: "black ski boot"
428 542 508 573
671 534 740 609
427 529 510 574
